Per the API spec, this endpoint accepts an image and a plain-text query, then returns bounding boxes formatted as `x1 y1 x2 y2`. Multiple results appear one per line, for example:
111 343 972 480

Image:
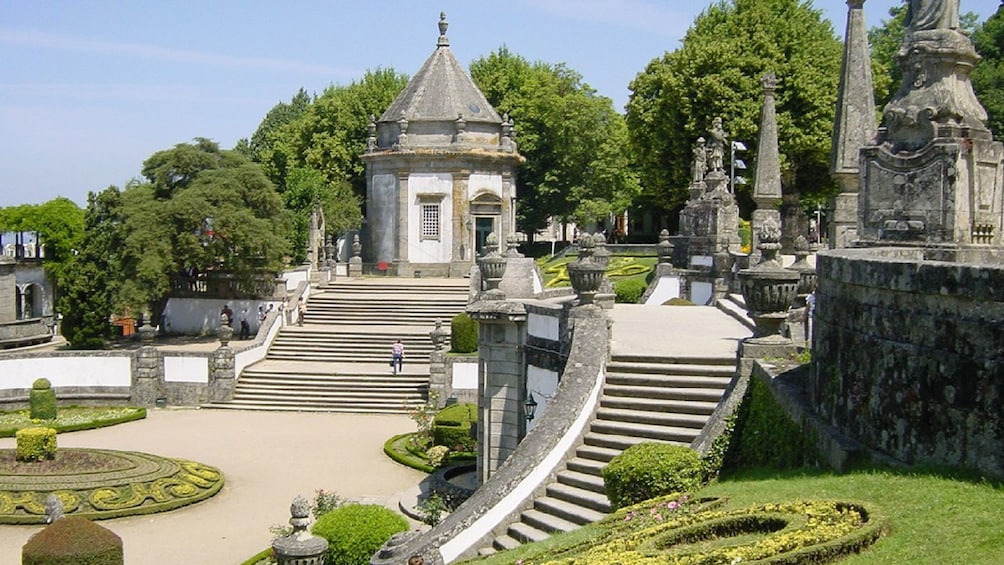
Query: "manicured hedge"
601 442 704 510
432 403 476 452
614 278 647 303
16 427 57 462
22 516 123 565
30 378 57 421
311 504 408 565
450 312 478 353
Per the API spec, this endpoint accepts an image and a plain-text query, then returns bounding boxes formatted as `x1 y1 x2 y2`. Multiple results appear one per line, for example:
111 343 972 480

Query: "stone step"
609 353 736 366
595 407 710 430
591 420 699 444
491 535 521 552
606 361 736 377
602 384 727 403
599 395 718 415
545 482 611 514
533 496 607 525
566 456 607 476
556 469 606 495
203 400 420 413
605 370 733 386
583 431 689 452
575 444 622 464
507 521 549 544
716 293 755 331
521 508 580 535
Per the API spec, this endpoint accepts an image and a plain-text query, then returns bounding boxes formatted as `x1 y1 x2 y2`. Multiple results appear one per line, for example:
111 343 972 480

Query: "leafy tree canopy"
626 0 842 216
0 197 84 285
62 139 291 326
971 4 1004 140
470 48 640 232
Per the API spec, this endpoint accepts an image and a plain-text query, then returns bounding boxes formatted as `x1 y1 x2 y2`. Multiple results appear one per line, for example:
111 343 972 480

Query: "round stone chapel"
361 13 523 278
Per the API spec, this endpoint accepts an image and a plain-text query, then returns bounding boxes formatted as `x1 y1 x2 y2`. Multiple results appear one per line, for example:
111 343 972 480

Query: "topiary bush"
311 503 408 565
22 516 123 565
30 378 57 420
450 312 478 353
432 403 477 452
614 278 647 304
601 442 704 510
16 427 57 462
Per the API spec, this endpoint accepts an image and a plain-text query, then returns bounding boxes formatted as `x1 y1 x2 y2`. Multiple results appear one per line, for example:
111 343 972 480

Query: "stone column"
428 319 449 407
209 319 235 403
751 72 783 264
0 256 15 323
132 321 163 406
452 170 471 272
349 234 363 278
829 0 876 248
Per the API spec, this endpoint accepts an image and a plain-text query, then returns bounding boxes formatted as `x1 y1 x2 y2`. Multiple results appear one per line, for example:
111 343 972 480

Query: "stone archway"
16 283 42 320
470 193 503 256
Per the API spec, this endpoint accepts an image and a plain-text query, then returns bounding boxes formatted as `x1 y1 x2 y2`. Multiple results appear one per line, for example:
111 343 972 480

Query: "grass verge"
0 406 146 437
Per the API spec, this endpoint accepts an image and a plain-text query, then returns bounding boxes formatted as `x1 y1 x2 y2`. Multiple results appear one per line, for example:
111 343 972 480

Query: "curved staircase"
485 353 736 553
206 278 469 412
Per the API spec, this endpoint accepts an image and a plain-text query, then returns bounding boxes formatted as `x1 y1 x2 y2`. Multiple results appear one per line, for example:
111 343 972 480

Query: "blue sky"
0 0 997 208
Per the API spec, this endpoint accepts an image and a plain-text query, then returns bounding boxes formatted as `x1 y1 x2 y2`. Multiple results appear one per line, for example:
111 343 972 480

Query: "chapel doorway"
474 217 496 256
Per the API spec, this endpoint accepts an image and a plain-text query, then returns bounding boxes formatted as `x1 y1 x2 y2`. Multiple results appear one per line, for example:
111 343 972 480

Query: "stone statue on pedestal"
906 0 959 32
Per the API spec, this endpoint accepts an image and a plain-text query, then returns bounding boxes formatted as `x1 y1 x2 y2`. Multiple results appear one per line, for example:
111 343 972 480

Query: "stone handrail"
372 304 610 565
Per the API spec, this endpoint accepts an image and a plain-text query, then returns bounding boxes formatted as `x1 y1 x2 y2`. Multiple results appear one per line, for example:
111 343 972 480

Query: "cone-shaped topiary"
30 378 57 421
311 503 407 565
22 516 123 565
450 312 478 353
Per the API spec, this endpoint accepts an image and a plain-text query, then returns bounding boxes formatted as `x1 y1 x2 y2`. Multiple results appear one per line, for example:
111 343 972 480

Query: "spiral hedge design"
536 495 884 565
0 449 223 524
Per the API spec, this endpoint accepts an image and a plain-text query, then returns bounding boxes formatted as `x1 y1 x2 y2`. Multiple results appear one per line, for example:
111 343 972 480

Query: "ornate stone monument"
752 72 784 263
858 0 1003 245
677 118 742 303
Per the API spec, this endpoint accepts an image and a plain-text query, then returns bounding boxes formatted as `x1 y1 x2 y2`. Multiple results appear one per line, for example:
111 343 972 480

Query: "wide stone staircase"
485 352 736 553
206 278 470 413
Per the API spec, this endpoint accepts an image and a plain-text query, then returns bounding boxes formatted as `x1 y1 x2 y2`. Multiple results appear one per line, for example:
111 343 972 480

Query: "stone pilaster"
132 344 163 406
209 324 235 402
0 256 15 323
428 319 449 407
829 0 877 248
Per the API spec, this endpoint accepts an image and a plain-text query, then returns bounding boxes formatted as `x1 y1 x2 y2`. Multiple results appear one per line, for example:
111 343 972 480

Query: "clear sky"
0 0 998 209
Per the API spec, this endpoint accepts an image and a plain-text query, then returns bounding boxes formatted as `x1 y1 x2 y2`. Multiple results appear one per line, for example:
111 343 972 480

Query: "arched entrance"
470 193 503 255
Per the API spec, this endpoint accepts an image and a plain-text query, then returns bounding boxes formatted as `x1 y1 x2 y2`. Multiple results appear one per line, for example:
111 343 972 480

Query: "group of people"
220 303 276 340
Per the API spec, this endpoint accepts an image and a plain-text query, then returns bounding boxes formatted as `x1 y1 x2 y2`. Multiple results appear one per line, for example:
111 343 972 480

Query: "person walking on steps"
391 339 405 374
297 299 306 327
239 308 250 340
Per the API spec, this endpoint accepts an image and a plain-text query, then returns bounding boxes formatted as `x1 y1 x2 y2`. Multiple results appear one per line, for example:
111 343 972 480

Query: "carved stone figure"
906 0 959 32
708 117 727 172
691 137 707 183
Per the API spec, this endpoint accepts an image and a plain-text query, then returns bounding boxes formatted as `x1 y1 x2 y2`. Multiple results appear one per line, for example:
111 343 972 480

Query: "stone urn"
567 234 606 305
216 314 234 346
737 218 799 339
272 495 327 565
478 232 506 300
787 235 817 308
429 319 448 352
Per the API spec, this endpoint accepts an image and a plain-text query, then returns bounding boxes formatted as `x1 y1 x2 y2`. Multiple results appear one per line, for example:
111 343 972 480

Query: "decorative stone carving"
351 234 361 258
430 318 448 352
367 114 377 152
708 117 727 172
477 233 506 300
657 229 674 265
44 493 63 524
592 233 611 270
272 495 328 565
691 137 708 184
737 218 800 339
216 314 233 347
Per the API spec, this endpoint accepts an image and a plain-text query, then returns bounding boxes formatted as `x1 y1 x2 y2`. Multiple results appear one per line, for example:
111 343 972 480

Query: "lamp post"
731 141 747 193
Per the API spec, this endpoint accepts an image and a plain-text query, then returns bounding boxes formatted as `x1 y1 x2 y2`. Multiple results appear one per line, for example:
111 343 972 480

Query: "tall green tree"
238 88 314 187
0 197 84 287
626 0 842 217
470 48 640 232
108 139 291 317
971 5 1004 140
58 187 125 349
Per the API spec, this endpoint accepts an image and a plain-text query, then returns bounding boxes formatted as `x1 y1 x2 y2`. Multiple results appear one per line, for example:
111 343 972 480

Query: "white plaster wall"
408 172 453 263
162 298 278 335
283 269 309 291
527 312 559 341
371 173 398 263
0 356 131 389
645 276 681 305
164 355 209 383
526 365 559 435
468 172 503 200
690 255 714 268
451 362 478 392
691 281 714 306
235 314 284 376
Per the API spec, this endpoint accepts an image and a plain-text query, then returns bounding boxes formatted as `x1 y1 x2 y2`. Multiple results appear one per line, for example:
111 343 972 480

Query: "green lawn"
464 466 1004 564
0 406 146 436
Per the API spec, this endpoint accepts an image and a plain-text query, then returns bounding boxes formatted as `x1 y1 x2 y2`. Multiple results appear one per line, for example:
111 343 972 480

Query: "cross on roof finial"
438 12 449 47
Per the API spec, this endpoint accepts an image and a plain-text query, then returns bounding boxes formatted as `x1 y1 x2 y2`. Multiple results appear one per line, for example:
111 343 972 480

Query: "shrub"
432 403 477 452
426 445 450 468
311 504 408 565
739 218 752 253
450 312 478 353
601 442 704 510
22 516 123 565
614 278 647 304
16 427 57 462
30 378 57 420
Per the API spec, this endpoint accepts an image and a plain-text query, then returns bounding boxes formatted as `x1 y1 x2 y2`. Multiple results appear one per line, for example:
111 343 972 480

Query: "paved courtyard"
0 409 425 564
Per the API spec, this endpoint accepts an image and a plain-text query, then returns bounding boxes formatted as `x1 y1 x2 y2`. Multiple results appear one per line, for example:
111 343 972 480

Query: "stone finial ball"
32 378 52 390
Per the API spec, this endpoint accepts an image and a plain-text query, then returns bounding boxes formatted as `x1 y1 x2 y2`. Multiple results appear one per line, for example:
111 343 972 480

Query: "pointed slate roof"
379 13 502 125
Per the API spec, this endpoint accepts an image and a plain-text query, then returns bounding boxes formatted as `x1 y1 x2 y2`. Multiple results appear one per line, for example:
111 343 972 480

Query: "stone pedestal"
348 256 362 278
132 344 163 406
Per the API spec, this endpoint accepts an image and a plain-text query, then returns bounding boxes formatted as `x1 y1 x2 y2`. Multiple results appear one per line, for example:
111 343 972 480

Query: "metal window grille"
421 204 440 240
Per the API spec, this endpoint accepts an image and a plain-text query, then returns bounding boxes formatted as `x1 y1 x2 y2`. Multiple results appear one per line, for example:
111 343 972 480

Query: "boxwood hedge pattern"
0 448 224 524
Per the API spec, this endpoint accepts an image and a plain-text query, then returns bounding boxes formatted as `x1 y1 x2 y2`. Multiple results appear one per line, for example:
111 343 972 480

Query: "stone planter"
477 232 506 300
738 218 799 339
568 234 606 305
